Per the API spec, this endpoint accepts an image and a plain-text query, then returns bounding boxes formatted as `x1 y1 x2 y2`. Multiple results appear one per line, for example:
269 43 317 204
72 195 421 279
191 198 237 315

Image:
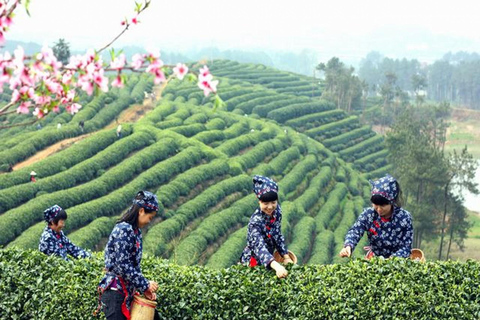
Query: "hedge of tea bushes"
229 138 287 172
266 100 335 123
223 91 272 112
279 154 318 195
143 175 252 257
234 93 291 115
308 229 335 264
3 248 478 320
353 148 389 171
285 109 345 128
288 216 316 264
362 164 394 181
215 129 274 157
156 159 230 208
0 129 120 190
252 96 310 117
338 135 385 160
173 194 257 265
315 183 348 232
204 225 247 268
294 166 333 213
8 144 213 250
305 116 360 140
0 130 154 213
322 125 375 150
0 140 181 246
68 216 118 250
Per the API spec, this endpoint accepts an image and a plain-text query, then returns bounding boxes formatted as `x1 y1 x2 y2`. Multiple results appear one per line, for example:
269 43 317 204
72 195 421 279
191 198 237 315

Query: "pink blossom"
111 75 124 88
52 105 60 113
199 65 210 78
173 63 188 80
16 101 31 114
131 54 144 70
34 94 52 106
131 16 139 24
110 54 126 70
62 72 73 85
153 69 166 84
145 59 163 74
11 89 20 102
198 74 219 97
93 69 109 92
80 79 94 96
66 103 81 115
32 107 45 119
44 78 62 94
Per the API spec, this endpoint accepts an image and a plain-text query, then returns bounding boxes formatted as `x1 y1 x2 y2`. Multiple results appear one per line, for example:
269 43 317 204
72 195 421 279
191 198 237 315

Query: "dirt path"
105 84 166 129
13 84 164 171
13 134 91 170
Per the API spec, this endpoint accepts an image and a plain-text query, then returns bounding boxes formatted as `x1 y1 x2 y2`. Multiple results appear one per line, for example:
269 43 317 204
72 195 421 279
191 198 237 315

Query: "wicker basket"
273 250 298 264
131 295 157 320
410 248 425 262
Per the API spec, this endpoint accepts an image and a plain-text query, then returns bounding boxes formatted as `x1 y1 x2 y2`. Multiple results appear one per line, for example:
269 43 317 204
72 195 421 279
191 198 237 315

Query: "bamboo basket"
273 250 298 264
410 248 425 262
131 295 157 320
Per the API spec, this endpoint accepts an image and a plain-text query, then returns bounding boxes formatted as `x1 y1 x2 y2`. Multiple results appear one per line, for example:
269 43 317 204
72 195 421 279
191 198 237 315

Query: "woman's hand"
339 246 352 258
270 260 288 278
148 281 158 292
283 254 294 264
144 289 157 301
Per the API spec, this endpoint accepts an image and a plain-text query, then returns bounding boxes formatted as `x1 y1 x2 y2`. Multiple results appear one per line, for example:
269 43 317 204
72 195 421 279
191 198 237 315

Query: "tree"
386 103 477 255
317 57 362 113
438 147 478 259
52 38 70 65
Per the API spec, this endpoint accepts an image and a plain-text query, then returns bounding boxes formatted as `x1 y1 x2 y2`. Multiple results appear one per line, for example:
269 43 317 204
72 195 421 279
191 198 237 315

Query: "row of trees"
358 51 480 109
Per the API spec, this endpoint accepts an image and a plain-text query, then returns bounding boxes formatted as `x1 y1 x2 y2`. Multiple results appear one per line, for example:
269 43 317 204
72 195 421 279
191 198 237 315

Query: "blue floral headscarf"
370 174 398 203
253 175 278 199
43 205 63 223
133 191 159 212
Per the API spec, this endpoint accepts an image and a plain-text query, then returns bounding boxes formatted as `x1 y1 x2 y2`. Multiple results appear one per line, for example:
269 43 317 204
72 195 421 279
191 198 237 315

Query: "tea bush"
1 248 478 320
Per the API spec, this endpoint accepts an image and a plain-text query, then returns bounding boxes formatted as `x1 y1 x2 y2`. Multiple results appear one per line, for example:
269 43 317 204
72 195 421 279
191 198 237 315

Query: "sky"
7 0 480 63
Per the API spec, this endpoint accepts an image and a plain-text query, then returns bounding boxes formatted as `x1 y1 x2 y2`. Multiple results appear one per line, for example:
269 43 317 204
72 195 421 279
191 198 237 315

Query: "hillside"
0 60 394 266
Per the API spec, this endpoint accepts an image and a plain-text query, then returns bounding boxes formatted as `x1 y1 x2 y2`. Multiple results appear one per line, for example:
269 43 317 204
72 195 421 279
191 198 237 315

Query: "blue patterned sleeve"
248 222 275 268
391 212 413 258
63 235 91 259
39 233 57 257
344 209 371 251
111 226 149 293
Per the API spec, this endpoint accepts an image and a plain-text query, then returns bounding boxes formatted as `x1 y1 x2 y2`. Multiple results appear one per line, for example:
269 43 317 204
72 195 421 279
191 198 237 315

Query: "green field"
445 108 480 159
0 61 389 266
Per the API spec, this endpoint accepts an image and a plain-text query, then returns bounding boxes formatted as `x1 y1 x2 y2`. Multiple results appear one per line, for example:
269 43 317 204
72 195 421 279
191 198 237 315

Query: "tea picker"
39 205 91 260
96 191 161 320
240 175 296 279
339 174 414 259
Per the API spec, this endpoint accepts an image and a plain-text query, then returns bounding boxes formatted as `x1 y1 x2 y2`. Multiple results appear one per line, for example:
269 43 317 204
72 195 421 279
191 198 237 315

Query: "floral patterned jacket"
38 226 90 260
344 206 413 258
98 222 149 310
240 206 288 267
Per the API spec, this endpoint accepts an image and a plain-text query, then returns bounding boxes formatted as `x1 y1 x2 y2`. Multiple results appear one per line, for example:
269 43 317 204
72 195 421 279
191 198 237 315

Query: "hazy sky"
8 0 480 61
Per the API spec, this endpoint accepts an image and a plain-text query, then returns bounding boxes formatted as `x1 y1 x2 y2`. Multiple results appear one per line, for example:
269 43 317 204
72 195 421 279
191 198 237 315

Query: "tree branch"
0 118 38 130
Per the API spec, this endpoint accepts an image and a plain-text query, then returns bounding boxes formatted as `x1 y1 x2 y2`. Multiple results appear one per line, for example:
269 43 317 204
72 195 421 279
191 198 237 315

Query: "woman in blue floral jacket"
38 204 91 260
240 175 293 278
339 174 413 259
97 191 160 320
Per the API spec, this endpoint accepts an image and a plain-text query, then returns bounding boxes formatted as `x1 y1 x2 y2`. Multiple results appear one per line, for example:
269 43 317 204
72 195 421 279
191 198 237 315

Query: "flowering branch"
0 0 222 129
